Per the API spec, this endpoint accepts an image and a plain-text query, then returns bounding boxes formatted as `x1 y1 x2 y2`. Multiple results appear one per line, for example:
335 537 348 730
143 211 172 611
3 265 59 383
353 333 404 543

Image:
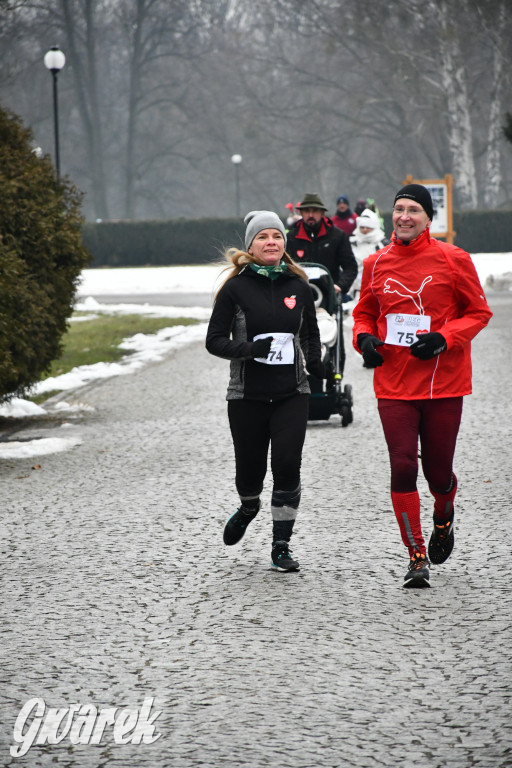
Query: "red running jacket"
352 229 492 400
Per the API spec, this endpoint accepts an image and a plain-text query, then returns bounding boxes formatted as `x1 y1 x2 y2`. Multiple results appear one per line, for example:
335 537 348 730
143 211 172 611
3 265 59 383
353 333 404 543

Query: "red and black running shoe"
428 514 455 564
403 551 430 588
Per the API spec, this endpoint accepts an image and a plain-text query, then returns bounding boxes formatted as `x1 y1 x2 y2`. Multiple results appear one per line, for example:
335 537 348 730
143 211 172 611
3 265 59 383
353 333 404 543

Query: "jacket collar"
295 216 330 242
391 227 431 252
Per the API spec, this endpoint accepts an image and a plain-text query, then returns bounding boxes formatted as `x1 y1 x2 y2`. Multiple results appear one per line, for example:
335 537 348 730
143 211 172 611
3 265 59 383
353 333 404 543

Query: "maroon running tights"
377 397 463 494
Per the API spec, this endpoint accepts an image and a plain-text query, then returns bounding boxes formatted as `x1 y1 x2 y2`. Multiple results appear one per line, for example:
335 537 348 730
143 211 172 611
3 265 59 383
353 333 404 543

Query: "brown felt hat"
297 193 327 211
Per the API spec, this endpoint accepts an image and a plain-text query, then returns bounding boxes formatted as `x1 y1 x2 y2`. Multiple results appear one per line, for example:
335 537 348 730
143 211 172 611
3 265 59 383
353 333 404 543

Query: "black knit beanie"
393 184 434 221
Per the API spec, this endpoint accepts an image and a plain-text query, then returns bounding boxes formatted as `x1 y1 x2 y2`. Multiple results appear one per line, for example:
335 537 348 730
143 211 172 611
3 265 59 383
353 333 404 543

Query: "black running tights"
227 395 309 498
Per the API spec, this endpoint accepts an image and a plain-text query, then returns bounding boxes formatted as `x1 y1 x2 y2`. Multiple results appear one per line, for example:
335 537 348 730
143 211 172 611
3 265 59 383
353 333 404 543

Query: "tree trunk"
483 0 505 209
438 0 477 208
61 0 110 219
124 0 148 220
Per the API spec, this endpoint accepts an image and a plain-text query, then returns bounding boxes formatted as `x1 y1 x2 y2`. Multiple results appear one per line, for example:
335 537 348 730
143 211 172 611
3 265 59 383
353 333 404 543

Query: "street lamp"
231 154 242 217
44 46 66 179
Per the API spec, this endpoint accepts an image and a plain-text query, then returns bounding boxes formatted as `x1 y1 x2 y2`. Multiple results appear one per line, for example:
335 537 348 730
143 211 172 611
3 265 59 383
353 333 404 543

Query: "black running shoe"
403 552 430 588
428 514 454 564
223 502 260 546
271 540 300 572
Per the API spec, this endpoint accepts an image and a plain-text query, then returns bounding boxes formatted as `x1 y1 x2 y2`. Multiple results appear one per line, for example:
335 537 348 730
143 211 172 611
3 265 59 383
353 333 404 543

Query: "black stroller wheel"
341 404 353 427
339 384 353 427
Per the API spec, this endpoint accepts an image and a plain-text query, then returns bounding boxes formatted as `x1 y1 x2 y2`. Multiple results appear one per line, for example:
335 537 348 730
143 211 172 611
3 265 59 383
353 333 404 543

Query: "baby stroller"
302 263 354 426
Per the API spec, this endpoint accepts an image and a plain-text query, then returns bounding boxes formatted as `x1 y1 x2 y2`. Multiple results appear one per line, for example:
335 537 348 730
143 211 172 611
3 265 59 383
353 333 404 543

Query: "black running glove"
410 332 447 360
306 359 326 380
252 337 273 359
357 333 384 368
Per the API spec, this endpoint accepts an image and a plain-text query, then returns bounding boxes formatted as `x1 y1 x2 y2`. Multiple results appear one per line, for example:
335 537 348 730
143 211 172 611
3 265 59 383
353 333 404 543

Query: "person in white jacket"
349 208 388 298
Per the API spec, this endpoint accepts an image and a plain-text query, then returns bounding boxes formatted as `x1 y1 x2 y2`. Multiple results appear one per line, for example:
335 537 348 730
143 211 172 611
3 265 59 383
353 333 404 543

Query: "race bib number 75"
385 313 431 346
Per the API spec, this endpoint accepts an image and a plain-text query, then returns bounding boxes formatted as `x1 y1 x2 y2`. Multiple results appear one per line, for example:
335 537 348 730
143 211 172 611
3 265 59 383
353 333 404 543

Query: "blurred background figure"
286 192 357 298
365 197 385 230
332 195 358 236
354 197 385 230
286 192 358 377
349 208 388 299
285 201 302 227
354 198 367 216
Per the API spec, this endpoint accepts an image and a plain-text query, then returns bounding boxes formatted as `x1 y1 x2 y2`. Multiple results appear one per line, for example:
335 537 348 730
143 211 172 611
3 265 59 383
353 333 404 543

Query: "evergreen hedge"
382 209 511 253
83 210 512 267
449 210 511 253
0 106 91 401
82 218 246 266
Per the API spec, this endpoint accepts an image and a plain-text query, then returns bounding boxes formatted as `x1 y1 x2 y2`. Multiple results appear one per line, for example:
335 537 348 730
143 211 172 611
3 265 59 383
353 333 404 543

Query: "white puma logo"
383 276 433 315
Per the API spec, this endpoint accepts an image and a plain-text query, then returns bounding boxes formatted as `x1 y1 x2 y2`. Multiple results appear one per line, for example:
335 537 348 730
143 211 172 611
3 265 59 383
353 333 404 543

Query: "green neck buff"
249 262 288 280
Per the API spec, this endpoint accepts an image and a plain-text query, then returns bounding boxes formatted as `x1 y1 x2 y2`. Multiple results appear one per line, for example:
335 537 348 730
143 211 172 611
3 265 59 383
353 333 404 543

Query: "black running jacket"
206 266 321 402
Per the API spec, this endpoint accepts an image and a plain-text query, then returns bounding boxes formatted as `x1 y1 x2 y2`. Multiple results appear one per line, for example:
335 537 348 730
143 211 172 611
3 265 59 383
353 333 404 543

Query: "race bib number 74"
253 332 294 364
385 313 431 346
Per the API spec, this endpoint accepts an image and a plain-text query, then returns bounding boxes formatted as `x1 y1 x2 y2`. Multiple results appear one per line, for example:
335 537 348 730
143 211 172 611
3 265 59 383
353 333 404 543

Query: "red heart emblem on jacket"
297 250 304 259
284 296 296 309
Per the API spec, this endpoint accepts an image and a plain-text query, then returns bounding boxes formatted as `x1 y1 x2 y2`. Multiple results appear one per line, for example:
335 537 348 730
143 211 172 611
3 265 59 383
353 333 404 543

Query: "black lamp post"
231 154 242 217
44 46 66 178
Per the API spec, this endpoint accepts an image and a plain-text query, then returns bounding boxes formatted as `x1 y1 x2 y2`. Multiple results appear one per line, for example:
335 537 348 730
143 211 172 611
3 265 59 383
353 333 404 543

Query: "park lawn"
33 312 199 402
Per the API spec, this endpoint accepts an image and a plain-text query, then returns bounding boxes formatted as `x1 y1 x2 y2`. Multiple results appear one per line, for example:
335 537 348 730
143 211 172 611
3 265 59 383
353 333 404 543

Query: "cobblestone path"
1 293 510 767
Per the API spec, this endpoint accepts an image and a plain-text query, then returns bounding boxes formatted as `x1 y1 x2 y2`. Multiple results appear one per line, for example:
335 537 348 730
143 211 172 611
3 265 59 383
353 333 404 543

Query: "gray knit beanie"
244 210 287 250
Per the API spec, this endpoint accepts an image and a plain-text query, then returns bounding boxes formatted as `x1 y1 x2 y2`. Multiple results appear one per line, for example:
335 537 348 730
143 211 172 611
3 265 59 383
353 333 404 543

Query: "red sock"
391 491 425 556
429 474 457 521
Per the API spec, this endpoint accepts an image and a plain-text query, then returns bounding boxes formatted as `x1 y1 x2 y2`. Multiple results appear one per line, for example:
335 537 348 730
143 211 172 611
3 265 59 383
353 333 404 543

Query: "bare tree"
1 0 511 218
435 0 477 207
478 0 508 208
116 0 207 218
60 0 112 218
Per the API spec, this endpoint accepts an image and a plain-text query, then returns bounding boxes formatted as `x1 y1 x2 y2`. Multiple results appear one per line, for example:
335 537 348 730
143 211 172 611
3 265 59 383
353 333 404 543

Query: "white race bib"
385 313 431 346
254 332 295 365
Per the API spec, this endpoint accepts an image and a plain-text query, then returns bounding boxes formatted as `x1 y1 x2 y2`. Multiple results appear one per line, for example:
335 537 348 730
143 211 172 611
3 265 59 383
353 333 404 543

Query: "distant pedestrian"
354 197 385 229
285 201 301 227
332 195 358 236
286 192 357 377
354 198 367 216
352 184 492 588
365 197 385 231
286 193 357 296
206 210 324 572
349 208 388 298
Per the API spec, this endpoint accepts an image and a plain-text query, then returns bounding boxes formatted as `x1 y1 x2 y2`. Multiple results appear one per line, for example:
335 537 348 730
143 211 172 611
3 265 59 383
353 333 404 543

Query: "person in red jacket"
352 184 492 588
332 195 358 236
